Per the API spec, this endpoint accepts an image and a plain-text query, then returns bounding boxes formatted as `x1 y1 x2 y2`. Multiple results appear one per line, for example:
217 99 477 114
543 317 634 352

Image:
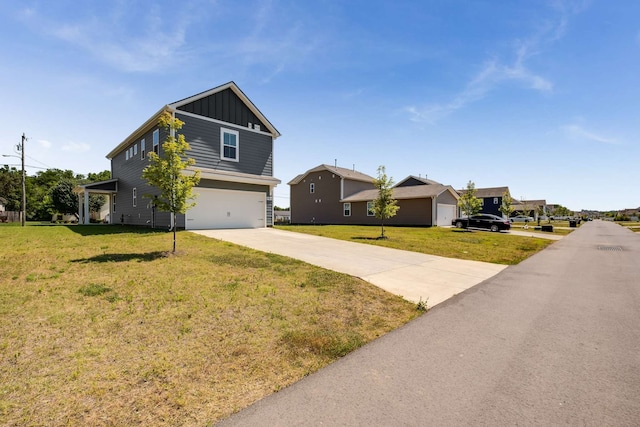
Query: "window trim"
220 128 239 162
367 201 375 216
141 138 146 159
310 183 315 194
133 143 137 156
153 129 159 155
132 188 137 208
493 197 499 204
343 202 351 217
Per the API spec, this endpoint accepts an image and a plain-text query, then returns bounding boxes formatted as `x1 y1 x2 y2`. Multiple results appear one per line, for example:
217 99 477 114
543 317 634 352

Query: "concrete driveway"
192 228 507 307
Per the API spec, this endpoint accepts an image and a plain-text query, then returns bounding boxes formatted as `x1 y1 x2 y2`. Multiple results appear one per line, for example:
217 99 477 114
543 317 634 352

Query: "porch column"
84 190 90 224
77 193 83 223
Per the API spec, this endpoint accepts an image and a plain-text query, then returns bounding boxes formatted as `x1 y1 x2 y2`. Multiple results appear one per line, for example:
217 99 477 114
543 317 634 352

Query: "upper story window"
141 138 146 159
367 201 375 216
153 129 159 155
493 197 499 204
343 202 351 217
310 183 315 193
125 149 129 160
133 143 137 156
221 128 239 162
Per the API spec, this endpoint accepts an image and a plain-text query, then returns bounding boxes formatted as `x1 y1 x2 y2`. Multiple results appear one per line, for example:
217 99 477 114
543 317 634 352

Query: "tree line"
0 166 111 221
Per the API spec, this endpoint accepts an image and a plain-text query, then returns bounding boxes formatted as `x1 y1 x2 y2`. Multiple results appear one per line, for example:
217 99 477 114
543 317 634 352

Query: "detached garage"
186 188 266 230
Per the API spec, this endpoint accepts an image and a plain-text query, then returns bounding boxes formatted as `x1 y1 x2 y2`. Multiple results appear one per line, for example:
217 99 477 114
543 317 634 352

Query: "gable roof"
288 164 375 185
341 184 458 202
107 81 279 160
458 186 510 198
169 81 280 139
395 175 442 187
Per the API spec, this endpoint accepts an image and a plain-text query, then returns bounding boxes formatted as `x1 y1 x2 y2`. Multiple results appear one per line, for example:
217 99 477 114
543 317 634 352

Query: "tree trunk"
172 211 176 253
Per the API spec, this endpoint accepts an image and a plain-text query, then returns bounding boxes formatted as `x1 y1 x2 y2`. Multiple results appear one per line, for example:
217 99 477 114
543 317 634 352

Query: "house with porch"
77 81 281 229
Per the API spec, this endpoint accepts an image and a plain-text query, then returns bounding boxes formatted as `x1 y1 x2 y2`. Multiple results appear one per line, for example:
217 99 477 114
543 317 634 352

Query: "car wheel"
456 221 464 228
490 224 499 232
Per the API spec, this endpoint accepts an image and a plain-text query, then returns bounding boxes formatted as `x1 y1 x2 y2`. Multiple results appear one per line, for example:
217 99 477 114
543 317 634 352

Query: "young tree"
371 165 399 239
142 112 201 253
498 191 514 219
458 180 482 219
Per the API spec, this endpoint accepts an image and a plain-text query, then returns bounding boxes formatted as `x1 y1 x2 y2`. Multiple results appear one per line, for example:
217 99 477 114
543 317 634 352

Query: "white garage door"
186 188 266 230
436 203 457 226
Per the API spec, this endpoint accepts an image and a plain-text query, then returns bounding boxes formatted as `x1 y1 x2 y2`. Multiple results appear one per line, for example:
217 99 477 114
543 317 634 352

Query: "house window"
494 197 499 204
141 138 146 159
125 149 129 161
367 201 375 216
153 129 159 155
343 203 351 217
112 194 116 212
133 144 137 156
132 188 137 207
221 128 239 161
310 183 315 194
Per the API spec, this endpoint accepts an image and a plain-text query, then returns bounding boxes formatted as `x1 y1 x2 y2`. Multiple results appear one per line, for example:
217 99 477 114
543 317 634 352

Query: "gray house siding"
437 190 458 205
343 179 375 198
176 112 273 177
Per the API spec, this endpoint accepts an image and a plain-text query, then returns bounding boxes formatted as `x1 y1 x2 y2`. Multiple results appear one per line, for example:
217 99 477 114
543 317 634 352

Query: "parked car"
452 214 511 232
510 215 534 223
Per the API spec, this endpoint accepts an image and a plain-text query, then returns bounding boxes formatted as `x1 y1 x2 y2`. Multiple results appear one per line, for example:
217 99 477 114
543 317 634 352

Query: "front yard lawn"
277 225 554 265
0 224 419 426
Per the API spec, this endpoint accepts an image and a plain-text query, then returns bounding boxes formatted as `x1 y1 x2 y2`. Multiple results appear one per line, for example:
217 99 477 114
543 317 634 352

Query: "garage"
186 188 266 230
436 203 457 226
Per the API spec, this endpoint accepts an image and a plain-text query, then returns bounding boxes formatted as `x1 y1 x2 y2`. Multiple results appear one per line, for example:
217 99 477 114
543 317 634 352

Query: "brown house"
289 167 458 226
342 176 458 226
288 164 376 224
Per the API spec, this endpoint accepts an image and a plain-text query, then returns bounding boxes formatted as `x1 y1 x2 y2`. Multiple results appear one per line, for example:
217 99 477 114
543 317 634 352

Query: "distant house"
274 210 291 224
0 196 6 212
289 166 458 226
77 81 281 229
289 164 376 225
457 186 510 217
512 199 547 221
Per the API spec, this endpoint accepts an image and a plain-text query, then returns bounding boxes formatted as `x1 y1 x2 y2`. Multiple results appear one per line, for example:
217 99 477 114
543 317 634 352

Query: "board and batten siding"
176 112 273 177
176 87 268 131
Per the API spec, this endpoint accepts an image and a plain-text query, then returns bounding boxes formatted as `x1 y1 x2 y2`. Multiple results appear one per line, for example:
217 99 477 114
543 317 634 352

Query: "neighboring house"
512 199 547 221
77 81 281 229
274 210 291 224
457 186 510 217
289 164 376 225
289 168 458 226
341 175 459 227
0 196 5 212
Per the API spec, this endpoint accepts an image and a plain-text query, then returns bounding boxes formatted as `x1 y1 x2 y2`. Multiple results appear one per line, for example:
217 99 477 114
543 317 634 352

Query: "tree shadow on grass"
63 224 167 237
71 251 168 263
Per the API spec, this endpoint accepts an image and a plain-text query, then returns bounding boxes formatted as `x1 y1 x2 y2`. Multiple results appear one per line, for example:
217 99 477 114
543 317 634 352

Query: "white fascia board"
185 167 281 187
169 82 281 139
175 110 274 138
106 106 170 159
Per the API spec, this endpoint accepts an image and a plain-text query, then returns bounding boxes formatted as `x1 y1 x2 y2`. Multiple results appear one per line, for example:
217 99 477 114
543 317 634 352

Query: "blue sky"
1 0 638 211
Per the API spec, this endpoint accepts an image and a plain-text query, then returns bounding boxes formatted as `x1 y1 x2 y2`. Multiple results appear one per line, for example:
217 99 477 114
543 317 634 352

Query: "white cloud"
561 124 618 145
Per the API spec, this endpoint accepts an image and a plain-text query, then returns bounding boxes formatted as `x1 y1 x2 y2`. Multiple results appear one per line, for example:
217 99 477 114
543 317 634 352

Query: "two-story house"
77 81 281 229
289 167 458 227
288 164 376 225
457 186 510 217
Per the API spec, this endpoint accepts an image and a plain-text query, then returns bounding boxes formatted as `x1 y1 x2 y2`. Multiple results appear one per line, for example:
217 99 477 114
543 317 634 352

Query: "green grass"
276 225 553 265
0 224 420 426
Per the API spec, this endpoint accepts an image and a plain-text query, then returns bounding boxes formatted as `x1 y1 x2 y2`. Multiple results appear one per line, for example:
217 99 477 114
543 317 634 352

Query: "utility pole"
20 133 26 227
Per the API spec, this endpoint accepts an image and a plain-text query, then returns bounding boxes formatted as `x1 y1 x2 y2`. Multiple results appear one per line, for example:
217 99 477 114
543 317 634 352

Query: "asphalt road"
217 221 640 426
